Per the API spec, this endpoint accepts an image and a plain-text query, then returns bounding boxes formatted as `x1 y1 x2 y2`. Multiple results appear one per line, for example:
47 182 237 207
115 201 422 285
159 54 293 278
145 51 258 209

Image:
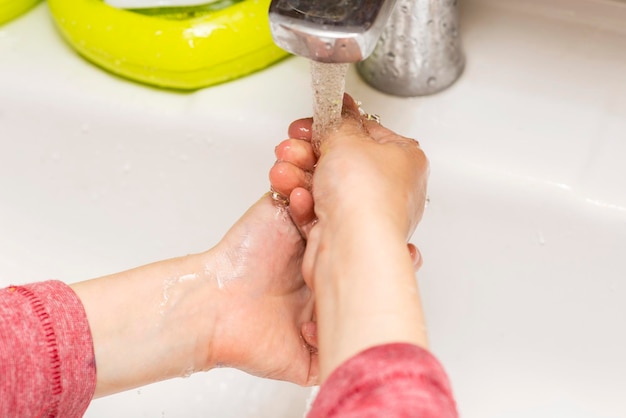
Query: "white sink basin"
1 0 625 417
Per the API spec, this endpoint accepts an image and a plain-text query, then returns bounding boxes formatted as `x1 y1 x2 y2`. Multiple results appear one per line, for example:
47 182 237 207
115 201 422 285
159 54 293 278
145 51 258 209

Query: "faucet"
268 0 398 63
269 0 464 96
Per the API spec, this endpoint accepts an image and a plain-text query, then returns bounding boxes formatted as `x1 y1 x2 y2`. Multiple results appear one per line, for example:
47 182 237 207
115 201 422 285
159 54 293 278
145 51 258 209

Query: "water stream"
310 61 349 155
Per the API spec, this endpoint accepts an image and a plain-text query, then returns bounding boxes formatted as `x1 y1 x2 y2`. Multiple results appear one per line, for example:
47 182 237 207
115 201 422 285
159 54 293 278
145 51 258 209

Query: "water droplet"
324 42 332 50
427 76 437 87
181 366 194 378
400 4 409 13
427 19 434 26
386 51 395 61
537 231 545 246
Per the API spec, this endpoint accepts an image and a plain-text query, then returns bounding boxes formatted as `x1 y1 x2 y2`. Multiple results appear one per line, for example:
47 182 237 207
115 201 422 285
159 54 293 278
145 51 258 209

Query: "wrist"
192 243 261 373
319 194 413 243
308 216 429 381
312 216 412 295
158 252 223 375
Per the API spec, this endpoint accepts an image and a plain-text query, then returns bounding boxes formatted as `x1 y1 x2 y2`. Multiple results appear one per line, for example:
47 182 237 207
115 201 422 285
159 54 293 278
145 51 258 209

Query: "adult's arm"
308 343 457 417
271 95 459 416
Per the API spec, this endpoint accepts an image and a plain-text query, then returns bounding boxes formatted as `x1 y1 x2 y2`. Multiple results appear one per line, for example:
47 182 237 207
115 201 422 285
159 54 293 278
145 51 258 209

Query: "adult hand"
269 94 430 381
270 94 428 275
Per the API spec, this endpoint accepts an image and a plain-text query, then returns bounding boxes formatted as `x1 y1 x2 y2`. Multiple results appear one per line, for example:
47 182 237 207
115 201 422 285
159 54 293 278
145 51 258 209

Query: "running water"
310 61 349 156
302 61 349 414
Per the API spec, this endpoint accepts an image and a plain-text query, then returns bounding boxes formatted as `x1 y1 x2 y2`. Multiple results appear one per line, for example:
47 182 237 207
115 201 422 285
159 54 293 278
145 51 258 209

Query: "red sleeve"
308 343 458 418
0 280 97 418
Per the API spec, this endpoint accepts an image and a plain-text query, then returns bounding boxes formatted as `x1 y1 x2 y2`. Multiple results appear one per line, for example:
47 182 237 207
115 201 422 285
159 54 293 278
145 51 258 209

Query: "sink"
1 0 625 416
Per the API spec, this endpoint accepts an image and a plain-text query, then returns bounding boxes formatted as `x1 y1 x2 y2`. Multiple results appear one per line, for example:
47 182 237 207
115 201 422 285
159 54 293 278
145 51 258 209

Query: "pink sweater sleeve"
0 281 97 418
307 343 458 418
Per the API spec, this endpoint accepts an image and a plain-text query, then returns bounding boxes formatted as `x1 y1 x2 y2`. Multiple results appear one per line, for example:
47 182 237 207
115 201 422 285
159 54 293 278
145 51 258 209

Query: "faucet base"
356 0 465 97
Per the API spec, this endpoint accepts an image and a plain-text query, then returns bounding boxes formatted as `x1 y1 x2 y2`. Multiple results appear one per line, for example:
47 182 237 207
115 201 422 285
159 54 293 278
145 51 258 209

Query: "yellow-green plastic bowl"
47 0 289 90
0 0 41 25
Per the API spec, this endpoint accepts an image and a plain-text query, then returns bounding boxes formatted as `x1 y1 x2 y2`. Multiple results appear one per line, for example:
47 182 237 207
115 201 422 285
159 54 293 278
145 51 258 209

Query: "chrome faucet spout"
268 0 397 63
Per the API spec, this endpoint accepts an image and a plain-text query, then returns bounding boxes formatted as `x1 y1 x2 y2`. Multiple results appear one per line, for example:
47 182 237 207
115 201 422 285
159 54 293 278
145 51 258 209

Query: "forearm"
70 252 220 397
310 216 429 382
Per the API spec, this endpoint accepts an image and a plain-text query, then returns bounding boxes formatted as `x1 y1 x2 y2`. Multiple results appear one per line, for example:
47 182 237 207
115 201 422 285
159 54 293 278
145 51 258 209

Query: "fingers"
268 140 316 238
289 187 316 238
407 243 423 271
270 137 317 198
302 319 320 386
290 93 415 148
270 122 318 239
362 119 399 143
288 118 313 141
269 161 312 198
275 138 316 171
341 93 362 120
301 321 318 351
